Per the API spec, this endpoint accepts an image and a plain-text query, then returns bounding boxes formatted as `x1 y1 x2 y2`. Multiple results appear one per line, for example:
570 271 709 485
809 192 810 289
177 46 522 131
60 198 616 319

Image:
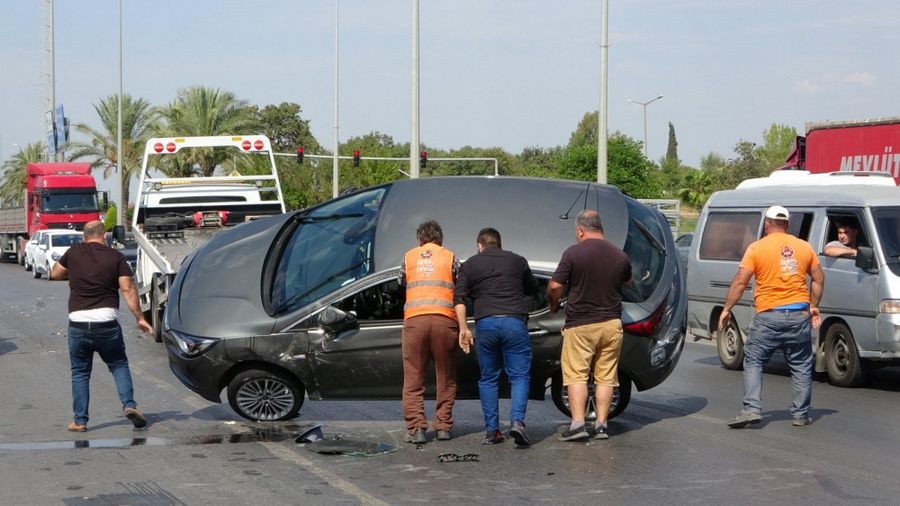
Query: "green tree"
568 111 599 148
104 207 118 230
67 94 157 208
0 142 46 206
665 122 679 163
719 140 768 189
756 123 798 171
514 146 562 177
557 133 662 199
156 86 255 176
677 169 716 209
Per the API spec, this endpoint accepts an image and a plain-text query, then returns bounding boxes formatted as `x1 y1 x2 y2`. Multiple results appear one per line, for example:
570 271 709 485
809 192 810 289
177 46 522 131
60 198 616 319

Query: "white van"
686 171 900 387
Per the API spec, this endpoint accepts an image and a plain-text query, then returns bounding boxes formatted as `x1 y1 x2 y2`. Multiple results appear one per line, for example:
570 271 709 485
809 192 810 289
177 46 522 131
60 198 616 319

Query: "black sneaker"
509 421 531 447
404 428 427 444
592 424 609 440
482 430 506 445
557 426 590 442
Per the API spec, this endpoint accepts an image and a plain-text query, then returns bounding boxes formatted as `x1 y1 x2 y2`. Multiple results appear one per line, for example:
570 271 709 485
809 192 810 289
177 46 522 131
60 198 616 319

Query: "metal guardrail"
639 199 680 237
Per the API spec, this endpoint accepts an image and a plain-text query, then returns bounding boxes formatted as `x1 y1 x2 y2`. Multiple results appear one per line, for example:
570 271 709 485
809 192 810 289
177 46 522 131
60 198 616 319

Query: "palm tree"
67 94 157 208
155 86 255 176
0 142 46 206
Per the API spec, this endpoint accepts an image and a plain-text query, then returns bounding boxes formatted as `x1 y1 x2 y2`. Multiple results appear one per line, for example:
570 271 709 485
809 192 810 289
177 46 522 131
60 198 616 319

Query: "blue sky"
2 0 898 191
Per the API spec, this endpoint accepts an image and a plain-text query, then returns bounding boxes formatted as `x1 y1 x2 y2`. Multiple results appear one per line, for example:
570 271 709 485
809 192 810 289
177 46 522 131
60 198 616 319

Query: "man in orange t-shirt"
718 206 825 429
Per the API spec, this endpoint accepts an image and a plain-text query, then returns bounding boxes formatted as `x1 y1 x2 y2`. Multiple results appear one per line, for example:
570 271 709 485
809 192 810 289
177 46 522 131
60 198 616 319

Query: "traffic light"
353 150 360 167
296 147 304 164
419 151 427 169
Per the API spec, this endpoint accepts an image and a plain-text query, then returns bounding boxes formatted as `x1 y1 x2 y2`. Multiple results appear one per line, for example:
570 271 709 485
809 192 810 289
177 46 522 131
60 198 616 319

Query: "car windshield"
51 234 82 247
873 207 900 276
271 187 387 314
676 233 692 247
41 192 98 213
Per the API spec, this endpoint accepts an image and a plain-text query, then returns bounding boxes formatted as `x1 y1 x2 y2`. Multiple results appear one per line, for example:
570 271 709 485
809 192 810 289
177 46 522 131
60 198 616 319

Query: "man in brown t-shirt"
51 221 153 432
548 210 631 441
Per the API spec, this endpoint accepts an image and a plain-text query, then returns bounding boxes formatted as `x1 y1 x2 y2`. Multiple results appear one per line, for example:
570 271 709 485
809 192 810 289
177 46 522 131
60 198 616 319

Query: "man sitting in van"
823 220 860 257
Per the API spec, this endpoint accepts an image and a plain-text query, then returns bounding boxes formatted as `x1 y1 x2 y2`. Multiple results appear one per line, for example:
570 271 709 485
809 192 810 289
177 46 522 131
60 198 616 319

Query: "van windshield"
271 188 388 314
873 207 900 276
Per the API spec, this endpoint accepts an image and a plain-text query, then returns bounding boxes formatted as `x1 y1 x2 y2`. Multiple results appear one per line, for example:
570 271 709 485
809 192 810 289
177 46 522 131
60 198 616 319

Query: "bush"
104 207 117 230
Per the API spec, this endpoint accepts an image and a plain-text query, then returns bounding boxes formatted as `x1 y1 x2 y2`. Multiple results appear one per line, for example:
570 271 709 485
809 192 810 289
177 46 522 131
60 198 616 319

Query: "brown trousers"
401 313 459 432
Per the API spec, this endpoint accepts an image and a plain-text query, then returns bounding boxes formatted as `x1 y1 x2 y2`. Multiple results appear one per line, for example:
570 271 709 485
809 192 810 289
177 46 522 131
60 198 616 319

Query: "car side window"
699 212 761 261
622 200 666 302
529 276 550 312
333 279 406 322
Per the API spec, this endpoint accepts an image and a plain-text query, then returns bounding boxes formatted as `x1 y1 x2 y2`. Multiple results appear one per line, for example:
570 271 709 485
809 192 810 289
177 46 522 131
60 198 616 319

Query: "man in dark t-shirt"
51 221 153 432
548 210 631 442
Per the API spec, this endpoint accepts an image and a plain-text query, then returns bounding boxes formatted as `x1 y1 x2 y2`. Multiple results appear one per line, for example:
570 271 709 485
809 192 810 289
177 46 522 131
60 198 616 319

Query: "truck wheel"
227 369 304 421
717 316 744 370
551 371 631 421
150 285 164 343
825 323 868 387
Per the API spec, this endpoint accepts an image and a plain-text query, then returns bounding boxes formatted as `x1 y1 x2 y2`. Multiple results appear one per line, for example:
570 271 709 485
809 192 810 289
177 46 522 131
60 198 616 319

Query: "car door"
34 233 51 273
304 270 411 399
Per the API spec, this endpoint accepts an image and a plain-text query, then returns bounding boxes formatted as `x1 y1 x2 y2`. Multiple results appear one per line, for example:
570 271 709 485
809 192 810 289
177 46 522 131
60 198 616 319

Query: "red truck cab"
26 163 103 234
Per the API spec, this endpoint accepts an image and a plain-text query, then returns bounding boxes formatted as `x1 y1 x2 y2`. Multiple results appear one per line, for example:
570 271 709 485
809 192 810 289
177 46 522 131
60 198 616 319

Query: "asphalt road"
1 261 899 505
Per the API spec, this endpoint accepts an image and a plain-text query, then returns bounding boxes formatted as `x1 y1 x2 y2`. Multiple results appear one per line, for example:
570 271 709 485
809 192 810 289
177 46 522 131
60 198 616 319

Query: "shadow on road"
755 408 839 428
611 393 708 436
0 337 18 355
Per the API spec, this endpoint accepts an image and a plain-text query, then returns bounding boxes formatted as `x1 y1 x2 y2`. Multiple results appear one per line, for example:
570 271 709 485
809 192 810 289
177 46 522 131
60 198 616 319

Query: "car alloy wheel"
227 369 304 422
551 372 632 421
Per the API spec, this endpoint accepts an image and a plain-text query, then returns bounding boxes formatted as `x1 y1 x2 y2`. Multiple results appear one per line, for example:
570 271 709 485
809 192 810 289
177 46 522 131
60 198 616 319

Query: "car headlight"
51 252 62 261
169 329 219 357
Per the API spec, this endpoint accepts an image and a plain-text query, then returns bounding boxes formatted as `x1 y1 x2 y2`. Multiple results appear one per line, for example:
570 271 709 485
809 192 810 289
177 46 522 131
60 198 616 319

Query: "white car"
32 230 83 280
23 230 48 272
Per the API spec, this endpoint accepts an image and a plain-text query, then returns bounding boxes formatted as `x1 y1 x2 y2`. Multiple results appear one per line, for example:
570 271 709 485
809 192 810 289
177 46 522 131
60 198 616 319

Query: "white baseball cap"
764 205 790 221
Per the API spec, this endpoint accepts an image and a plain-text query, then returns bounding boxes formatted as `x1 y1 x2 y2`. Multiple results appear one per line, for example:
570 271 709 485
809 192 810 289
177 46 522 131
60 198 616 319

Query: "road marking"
261 441 390 506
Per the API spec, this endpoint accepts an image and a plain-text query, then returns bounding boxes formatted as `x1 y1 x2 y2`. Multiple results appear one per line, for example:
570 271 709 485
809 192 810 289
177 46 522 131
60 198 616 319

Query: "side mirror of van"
855 246 878 273
112 225 126 243
318 306 359 341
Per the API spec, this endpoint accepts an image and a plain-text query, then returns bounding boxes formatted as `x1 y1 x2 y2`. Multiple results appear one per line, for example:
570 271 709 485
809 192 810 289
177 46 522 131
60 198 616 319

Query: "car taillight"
623 302 666 337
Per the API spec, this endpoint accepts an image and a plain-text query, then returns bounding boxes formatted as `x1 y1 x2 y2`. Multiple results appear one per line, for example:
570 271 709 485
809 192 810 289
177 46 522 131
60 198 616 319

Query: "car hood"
168 212 294 338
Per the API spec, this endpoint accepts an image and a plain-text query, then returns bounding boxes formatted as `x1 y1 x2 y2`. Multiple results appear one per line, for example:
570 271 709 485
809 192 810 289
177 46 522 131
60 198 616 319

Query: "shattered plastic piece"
223 421 236 425
306 439 398 457
294 424 325 443
437 453 480 463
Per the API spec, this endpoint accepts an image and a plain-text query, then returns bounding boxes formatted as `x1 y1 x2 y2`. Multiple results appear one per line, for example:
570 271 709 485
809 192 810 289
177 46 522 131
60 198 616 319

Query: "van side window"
824 213 868 254
699 212 760 261
786 212 813 240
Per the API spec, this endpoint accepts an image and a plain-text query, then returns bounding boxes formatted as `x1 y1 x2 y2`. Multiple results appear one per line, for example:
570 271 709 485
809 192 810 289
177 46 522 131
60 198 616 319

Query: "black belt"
69 320 118 329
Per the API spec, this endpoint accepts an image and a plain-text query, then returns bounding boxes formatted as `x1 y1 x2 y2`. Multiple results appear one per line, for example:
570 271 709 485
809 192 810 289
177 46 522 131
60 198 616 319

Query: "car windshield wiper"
274 261 367 313
299 213 364 223
632 218 666 255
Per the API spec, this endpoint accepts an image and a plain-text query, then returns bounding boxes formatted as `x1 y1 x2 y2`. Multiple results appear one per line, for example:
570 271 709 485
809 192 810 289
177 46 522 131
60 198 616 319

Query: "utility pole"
409 0 420 178
596 0 609 184
332 0 340 198
43 0 57 162
117 0 124 226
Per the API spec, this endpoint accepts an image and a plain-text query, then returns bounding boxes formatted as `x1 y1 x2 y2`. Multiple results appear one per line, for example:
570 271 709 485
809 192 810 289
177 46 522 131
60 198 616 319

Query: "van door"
818 209 879 354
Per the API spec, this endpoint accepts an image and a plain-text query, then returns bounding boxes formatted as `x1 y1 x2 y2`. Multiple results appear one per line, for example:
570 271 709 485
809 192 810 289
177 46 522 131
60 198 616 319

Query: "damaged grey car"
163 177 686 421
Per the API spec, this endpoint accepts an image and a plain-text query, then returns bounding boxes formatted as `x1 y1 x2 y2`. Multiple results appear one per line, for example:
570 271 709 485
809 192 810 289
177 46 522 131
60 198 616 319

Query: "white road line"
261 442 390 506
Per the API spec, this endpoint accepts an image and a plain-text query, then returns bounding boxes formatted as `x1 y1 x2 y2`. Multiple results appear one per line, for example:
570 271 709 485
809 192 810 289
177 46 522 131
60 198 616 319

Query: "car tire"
24 255 32 272
150 282 164 343
551 371 632 421
717 316 744 370
44 263 52 281
227 369 304 422
824 323 867 387
32 265 41 279
17 249 24 266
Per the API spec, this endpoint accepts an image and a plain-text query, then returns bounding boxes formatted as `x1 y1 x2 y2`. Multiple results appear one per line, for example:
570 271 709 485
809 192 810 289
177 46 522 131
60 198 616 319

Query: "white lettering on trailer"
839 146 900 177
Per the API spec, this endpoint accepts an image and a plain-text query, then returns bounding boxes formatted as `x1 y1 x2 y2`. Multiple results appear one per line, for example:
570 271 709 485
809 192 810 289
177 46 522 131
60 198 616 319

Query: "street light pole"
332 0 340 198
628 95 663 158
597 0 609 184
409 0 420 178
117 0 124 226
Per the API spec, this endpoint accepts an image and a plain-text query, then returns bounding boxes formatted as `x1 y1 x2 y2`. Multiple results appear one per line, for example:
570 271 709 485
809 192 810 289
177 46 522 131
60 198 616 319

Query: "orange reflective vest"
403 244 456 320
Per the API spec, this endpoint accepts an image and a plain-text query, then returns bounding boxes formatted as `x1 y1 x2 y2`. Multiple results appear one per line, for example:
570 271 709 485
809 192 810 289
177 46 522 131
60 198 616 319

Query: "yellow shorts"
561 319 623 387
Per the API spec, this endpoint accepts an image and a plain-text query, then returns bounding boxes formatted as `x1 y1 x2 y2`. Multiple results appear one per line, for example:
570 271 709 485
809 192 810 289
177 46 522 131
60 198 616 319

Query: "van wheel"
717 317 744 370
551 371 632 421
825 323 867 387
227 369 304 421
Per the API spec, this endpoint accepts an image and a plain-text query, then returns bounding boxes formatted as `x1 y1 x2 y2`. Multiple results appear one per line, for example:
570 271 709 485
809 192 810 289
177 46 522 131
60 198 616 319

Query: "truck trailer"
0 163 103 263
130 135 285 342
781 117 900 185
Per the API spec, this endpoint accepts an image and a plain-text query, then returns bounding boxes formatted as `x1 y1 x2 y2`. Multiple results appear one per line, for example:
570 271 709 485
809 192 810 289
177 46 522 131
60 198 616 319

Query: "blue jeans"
474 316 532 431
68 324 137 425
742 310 813 419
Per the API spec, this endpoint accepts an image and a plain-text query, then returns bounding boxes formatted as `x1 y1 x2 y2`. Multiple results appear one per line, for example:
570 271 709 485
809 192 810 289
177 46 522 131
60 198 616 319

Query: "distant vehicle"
23 230 49 272
129 135 286 342
675 232 693 272
686 171 900 387
0 163 104 264
163 177 687 422
780 117 900 185
31 230 83 280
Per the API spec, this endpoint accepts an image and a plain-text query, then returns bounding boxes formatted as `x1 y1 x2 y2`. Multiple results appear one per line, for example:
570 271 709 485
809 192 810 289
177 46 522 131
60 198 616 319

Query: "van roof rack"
736 170 896 189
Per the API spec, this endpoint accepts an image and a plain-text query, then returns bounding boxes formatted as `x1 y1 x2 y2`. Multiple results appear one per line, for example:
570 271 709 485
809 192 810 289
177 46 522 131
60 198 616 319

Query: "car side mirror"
40 244 48 251
855 246 877 273
318 306 359 341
